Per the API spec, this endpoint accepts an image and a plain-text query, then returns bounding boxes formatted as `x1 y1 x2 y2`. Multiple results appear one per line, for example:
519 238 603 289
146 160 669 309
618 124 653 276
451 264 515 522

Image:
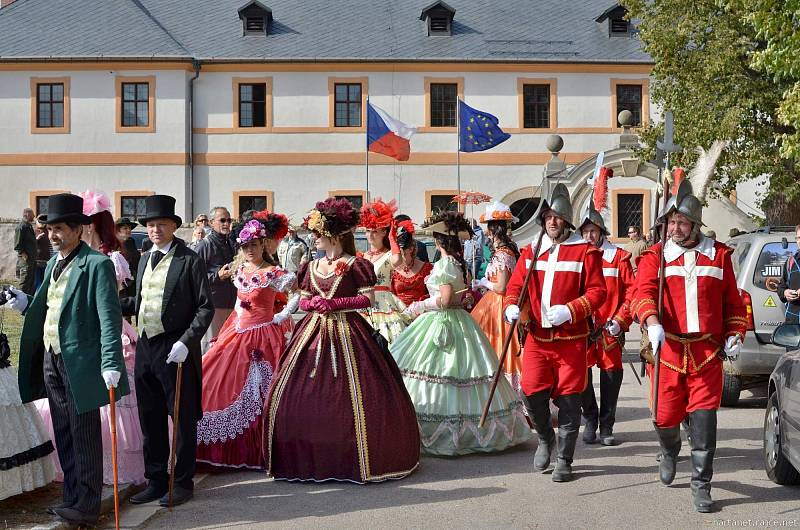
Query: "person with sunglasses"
194 207 237 354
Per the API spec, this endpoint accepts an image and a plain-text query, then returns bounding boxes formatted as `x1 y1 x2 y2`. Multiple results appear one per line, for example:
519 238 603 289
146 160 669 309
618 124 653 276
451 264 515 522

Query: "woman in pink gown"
196 212 296 469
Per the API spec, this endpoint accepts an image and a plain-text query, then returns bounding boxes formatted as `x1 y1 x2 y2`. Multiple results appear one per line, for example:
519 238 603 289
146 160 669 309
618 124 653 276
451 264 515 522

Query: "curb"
30 482 141 530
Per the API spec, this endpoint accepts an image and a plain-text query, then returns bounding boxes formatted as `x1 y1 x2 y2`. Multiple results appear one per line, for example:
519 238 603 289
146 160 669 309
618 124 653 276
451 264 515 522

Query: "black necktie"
53 260 67 281
151 251 164 269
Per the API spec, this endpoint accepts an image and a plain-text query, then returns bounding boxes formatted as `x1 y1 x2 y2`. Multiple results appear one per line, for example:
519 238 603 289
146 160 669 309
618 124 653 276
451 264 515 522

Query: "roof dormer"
238 1 273 36
419 1 455 37
595 4 630 37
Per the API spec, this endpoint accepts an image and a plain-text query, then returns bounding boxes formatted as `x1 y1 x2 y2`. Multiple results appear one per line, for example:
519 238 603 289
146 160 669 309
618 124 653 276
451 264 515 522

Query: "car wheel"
720 373 742 407
763 391 800 485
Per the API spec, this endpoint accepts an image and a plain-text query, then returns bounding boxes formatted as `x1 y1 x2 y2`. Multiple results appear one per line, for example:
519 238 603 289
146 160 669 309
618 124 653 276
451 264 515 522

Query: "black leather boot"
524 390 555 472
688 409 717 513
599 369 624 446
580 368 598 444
655 425 681 485
552 394 582 482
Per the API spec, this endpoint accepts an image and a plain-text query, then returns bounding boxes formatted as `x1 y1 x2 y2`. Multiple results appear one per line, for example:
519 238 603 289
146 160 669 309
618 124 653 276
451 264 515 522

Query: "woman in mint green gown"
389 212 532 456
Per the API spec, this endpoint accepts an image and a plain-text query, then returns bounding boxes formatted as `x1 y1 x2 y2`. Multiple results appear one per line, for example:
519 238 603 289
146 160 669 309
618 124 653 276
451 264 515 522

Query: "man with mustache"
504 184 606 482
633 180 746 513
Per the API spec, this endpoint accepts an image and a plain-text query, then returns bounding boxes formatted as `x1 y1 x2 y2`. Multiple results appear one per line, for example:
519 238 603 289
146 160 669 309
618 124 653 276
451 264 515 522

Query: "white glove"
6 287 28 313
546 305 572 326
102 370 121 389
166 341 189 364
647 323 665 353
272 312 289 325
606 320 622 337
504 304 520 323
724 335 742 361
471 278 494 291
404 297 440 317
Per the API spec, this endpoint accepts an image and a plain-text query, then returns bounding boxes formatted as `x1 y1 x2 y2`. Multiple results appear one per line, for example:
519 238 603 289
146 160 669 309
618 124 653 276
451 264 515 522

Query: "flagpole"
365 97 370 202
456 99 462 197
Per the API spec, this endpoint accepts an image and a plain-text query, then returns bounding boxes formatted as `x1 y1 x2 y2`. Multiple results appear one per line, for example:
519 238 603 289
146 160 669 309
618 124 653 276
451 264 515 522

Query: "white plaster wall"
0 70 188 153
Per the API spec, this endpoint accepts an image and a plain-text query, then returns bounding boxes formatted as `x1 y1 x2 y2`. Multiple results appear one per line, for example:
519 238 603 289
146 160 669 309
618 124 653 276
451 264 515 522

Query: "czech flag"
367 102 416 161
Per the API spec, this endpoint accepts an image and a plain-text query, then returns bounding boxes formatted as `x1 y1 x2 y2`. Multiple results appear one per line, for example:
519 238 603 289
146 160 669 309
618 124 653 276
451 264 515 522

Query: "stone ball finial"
545 134 564 154
618 110 633 127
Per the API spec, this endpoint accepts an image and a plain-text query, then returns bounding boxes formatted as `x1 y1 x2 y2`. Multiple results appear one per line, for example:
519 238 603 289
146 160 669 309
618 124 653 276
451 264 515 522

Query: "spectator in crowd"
777 224 800 325
624 225 648 274
14 207 37 295
33 218 52 292
194 206 236 353
463 219 485 278
190 214 209 249
277 224 309 273
115 217 140 296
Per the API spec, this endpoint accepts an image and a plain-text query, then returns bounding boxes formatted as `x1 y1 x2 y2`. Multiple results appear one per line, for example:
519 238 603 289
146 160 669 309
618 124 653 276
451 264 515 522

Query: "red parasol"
451 191 492 206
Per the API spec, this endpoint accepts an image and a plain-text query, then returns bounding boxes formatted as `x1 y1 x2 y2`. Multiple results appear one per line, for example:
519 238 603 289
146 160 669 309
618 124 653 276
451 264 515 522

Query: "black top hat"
115 216 138 229
38 193 91 225
138 195 182 227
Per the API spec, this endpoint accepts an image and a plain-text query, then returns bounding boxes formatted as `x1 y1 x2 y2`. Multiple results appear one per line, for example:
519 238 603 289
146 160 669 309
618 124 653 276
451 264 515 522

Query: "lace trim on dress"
196 357 273 445
401 370 495 387
485 250 516 279
415 401 526 426
235 320 279 334
234 267 296 294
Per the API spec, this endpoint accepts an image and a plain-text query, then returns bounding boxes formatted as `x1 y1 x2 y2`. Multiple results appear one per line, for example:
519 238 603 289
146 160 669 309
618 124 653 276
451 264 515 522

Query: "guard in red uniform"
504 183 606 482
577 174 635 446
633 179 746 513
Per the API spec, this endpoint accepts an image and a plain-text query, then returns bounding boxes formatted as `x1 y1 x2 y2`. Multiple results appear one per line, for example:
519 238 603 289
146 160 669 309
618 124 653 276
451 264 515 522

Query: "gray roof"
0 0 651 63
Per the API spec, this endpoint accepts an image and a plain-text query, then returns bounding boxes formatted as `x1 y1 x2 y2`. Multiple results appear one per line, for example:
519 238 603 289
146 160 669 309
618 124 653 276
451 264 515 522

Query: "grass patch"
3 308 23 367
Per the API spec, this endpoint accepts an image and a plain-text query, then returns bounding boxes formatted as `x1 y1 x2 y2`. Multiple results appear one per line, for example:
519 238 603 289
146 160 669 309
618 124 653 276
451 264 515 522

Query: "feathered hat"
303 197 360 237
77 189 112 217
234 210 289 244
422 210 473 241
359 198 397 230
479 201 518 224
579 166 613 235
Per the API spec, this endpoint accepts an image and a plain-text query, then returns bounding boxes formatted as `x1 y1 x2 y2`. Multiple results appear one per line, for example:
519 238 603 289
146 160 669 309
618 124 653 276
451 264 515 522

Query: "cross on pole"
656 110 682 176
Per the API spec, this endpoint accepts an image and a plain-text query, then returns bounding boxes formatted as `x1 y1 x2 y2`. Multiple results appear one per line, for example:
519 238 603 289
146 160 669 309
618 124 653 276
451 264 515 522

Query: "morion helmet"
536 182 574 229
578 166 613 235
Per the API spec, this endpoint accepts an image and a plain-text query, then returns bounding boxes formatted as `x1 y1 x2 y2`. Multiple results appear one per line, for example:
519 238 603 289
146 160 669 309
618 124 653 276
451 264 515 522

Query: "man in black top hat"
121 195 214 507
8 193 128 526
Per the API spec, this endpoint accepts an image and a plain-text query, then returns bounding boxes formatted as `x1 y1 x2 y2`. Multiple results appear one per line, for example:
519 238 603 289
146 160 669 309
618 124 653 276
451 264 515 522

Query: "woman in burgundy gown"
264 198 420 483
197 212 297 469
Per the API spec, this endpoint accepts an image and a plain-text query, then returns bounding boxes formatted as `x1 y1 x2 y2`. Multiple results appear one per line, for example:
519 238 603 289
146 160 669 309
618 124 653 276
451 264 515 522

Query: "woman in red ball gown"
196 212 297 469
390 217 432 306
265 198 420 483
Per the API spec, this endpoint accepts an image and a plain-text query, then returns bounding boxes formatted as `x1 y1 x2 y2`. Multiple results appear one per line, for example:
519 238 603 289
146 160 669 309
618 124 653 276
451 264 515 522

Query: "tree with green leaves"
622 0 800 224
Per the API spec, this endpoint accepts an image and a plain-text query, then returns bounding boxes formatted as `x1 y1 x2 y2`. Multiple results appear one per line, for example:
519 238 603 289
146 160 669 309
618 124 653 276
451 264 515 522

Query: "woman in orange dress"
470 201 522 392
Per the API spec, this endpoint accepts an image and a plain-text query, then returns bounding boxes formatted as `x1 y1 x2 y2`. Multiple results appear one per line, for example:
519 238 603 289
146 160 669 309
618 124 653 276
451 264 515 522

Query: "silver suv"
724 227 798 406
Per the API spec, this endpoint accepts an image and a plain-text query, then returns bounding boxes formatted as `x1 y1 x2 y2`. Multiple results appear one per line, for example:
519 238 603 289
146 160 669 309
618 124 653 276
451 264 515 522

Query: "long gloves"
166 341 189 364
647 323 665 353
389 220 401 256
6 286 28 313
272 293 300 325
724 335 742 361
102 370 121 389
299 295 372 314
404 296 440 317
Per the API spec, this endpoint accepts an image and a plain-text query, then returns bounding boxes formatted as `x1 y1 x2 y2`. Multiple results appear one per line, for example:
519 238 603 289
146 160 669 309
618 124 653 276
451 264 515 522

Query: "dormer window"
595 4 630 38
419 1 455 37
238 1 273 36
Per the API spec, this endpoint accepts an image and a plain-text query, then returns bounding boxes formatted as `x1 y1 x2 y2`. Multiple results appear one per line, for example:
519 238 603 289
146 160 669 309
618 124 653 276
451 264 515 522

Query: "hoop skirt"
359 252 410 344
470 248 522 392
265 257 420 483
390 257 531 456
196 266 295 469
0 353 55 500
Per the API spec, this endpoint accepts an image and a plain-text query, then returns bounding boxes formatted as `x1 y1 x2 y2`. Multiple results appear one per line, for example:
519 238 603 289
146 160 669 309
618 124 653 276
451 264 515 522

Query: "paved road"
141 366 799 529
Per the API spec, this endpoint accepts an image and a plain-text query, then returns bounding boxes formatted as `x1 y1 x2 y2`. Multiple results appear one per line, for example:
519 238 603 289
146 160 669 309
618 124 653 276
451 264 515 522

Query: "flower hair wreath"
236 219 267 244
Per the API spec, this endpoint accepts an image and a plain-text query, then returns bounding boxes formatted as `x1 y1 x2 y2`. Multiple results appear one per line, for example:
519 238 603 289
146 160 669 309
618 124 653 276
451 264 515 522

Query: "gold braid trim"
339 316 370 481
566 302 578 325
658 333 720 375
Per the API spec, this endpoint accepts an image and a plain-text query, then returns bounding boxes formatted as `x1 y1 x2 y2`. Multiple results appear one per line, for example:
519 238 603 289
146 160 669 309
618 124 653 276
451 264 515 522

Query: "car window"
752 241 798 291
730 241 750 276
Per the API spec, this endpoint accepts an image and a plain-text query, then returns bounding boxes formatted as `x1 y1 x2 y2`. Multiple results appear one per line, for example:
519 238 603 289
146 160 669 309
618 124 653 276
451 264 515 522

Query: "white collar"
664 235 715 263
599 239 619 262
154 240 174 254
535 231 585 257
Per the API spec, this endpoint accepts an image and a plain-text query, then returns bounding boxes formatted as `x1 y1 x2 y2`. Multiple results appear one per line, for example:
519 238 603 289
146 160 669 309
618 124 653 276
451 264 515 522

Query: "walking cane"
108 387 120 530
168 362 183 510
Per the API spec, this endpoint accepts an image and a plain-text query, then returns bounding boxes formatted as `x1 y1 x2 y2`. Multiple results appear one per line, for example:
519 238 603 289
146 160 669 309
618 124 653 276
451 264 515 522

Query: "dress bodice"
391 262 433 306
485 247 517 285
233 265 295 329
425 257 466 300
367 251 393 288
299 256 377 302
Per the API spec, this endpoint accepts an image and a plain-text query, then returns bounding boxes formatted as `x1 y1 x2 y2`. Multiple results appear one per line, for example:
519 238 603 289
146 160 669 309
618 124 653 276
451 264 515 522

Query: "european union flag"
458 100 511 153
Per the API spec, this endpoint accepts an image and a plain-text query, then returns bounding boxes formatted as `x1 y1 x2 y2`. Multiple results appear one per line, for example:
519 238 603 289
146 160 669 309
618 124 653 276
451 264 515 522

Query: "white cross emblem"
664 251 723 333
526 245 583 328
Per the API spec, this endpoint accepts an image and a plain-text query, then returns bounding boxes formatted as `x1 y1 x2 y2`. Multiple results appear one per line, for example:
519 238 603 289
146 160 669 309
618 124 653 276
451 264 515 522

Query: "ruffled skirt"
470 291 523 393
390 308 532 456
359 289 410 344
